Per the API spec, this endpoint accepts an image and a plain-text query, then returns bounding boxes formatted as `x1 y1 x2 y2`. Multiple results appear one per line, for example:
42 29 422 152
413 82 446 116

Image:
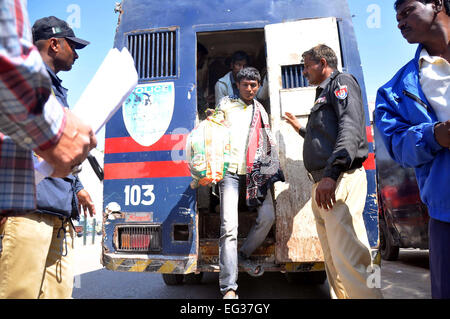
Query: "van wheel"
379 219 399 261
161 274 184 286
184 273 203 284
285 271 327 285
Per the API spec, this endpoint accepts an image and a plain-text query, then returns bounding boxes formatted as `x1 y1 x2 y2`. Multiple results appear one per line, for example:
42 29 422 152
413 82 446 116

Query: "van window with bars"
127 30 178 80
281 64 309 89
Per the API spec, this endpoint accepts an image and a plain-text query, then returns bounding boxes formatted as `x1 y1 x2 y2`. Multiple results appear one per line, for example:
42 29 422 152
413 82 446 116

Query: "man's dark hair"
302 44 338 70
236 67 261 84
231 50 250 64
394 0 450 16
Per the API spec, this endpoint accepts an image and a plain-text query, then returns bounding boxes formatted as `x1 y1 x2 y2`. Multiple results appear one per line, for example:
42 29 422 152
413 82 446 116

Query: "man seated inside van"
214 50 269 106
214 50 249 105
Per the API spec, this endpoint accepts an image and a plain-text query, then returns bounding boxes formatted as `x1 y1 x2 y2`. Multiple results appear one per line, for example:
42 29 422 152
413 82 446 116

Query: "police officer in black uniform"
284 44 382 299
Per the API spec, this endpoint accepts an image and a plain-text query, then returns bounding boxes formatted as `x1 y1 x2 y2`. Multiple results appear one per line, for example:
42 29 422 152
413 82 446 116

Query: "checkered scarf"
245 100 281 207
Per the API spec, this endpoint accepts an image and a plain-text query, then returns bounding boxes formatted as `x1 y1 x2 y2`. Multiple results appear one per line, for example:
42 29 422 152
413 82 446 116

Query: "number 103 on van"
124 185 156 206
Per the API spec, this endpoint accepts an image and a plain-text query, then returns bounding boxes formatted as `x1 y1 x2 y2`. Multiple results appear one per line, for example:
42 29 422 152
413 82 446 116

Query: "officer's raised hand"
283 112 302 132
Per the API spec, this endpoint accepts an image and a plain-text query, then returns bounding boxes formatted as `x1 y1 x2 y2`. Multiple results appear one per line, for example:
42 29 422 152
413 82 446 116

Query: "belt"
307 169 324 183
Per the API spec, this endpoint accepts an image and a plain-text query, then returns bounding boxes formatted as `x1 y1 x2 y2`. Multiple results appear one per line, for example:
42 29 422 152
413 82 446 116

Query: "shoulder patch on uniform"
334 84 348 100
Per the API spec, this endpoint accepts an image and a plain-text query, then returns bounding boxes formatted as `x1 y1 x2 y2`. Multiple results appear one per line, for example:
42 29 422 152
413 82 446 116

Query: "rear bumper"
102 251 326 274
102 252 197 274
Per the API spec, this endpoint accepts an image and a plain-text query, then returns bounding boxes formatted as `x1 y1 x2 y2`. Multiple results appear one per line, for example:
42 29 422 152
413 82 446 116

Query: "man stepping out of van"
284 44 383 299
216 67 283 299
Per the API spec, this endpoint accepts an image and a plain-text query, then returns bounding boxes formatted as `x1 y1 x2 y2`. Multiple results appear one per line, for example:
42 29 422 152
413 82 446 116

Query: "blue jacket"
36 64 83 220
375 45 450 223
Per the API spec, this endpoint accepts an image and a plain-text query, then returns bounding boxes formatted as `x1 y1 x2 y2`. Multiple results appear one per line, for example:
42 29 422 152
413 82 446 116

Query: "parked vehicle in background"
74 224 84 238
74 217 102 238
373 124 429 261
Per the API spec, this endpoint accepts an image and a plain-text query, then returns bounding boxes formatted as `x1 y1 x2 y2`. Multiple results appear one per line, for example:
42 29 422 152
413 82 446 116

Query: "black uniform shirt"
299 71 368 181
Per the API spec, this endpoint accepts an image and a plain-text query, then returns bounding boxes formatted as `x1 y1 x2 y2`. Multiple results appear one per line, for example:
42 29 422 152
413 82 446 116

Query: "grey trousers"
218 172 275 294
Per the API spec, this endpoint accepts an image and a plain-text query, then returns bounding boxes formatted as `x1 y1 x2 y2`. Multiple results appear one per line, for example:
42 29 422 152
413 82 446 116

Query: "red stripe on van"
105 134 187 154
363 153 375 170
366 126 373 143
104 161 190 180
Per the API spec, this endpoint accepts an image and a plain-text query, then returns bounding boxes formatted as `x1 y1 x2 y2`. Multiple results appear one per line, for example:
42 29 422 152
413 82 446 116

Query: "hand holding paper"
34 97 96 179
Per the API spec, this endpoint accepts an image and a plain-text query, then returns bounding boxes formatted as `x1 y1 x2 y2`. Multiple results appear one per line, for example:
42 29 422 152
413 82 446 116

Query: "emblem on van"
122 82 175 146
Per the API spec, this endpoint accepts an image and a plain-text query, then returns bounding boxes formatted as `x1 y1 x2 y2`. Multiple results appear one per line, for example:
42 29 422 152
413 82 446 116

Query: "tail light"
115 224 162 253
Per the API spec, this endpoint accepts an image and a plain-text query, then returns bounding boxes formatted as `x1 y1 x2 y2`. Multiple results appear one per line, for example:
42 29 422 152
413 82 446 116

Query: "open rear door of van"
264 17 343 263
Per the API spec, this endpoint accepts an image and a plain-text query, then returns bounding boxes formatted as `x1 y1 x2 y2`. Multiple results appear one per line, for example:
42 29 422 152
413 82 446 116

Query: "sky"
27 0 418 147
347 0 417 99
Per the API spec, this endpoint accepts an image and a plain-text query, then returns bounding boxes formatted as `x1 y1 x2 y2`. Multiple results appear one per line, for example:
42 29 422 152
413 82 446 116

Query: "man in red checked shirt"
0 0 96 298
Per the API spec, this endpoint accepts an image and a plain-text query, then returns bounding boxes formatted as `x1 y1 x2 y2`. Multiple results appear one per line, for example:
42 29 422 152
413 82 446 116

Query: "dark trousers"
429 218 450 299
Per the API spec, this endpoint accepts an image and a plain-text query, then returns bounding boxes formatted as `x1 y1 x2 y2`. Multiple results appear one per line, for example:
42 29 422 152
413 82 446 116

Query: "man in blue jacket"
375 0 449 299
34 16 96 298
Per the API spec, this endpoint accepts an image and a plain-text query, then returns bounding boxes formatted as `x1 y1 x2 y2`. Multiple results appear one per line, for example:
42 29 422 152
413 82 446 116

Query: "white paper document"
71 47 138 134
34 48 138 184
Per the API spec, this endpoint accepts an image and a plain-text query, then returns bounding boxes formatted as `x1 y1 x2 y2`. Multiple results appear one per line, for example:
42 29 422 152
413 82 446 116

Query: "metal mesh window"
281 64 309 89
127 30 178 80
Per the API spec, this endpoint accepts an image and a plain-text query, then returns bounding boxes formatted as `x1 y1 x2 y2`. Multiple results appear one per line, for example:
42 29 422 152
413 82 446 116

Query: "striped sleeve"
0 0 65 150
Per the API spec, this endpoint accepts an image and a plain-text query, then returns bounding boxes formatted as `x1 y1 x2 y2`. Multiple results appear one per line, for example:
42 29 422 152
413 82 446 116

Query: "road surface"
72 238 431 299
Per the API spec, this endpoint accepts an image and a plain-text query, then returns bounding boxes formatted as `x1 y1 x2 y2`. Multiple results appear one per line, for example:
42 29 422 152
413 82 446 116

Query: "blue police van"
101 0 379 285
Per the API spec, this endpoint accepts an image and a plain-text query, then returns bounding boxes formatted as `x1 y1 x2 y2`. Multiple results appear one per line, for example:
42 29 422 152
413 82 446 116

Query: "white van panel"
265 17 341 262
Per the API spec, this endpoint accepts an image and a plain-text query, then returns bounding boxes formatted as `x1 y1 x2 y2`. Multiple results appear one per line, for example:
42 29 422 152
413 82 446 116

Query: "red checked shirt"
0 0 66 213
